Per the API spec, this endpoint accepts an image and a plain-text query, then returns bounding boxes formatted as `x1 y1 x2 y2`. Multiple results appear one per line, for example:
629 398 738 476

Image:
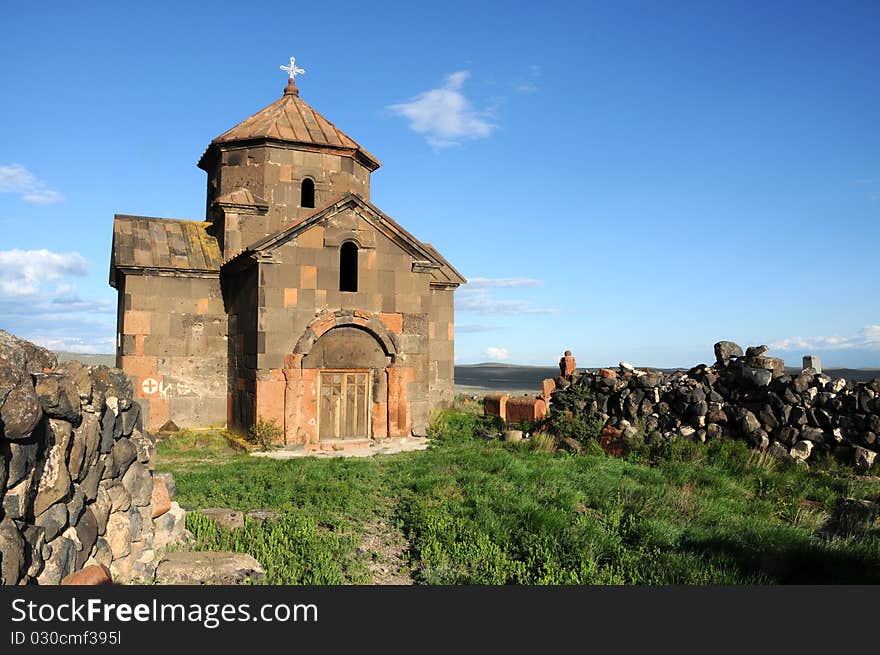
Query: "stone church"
109 64 465 445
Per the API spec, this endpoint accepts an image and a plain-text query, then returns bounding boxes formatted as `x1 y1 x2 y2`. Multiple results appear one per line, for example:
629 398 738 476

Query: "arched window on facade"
300 178 315 208
339 241 358 292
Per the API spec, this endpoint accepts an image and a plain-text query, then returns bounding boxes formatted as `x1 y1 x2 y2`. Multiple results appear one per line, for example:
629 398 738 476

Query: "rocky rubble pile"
554 341 880 469
0 330 188 585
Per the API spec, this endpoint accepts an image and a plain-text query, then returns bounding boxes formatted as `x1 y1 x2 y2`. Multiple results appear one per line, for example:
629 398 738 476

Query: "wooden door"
319 370 371 440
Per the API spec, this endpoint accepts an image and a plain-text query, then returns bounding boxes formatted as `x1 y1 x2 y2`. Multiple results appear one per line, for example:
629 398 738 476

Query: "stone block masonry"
0 330 188 585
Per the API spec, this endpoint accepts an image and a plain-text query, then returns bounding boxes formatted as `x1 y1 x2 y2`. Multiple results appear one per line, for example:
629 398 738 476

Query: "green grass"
156 412 880 585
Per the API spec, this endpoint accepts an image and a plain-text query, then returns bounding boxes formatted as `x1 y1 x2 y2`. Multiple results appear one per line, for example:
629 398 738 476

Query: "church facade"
109 68 464 445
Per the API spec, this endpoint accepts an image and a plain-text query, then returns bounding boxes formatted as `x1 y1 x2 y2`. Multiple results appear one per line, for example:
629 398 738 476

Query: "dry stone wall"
551 341 880 469
0 330 187 585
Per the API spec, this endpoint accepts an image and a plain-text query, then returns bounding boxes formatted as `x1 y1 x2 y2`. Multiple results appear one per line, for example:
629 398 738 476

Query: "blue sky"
1 1 878 368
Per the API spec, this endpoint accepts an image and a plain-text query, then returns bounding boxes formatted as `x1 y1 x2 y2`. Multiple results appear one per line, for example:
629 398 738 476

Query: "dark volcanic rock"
34 374 81 422
714 341 743 365
0 329 58 374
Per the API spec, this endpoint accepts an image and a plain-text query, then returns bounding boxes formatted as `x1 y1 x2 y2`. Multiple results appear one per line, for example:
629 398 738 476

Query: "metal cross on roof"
280 56 305 80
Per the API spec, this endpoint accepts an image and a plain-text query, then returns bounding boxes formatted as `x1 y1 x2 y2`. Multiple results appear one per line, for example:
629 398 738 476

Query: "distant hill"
50 354 878 389
455 363 880 394
56 352 115 366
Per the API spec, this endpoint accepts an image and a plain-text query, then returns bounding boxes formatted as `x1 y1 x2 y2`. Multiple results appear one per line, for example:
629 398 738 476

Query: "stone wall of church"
227 211 452 442
427 287 456 410
223 266 260 434
116 274 228 431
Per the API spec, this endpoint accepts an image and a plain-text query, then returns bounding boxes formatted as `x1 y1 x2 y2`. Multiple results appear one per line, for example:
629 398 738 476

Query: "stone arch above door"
292 310 398 361
302 326 389 369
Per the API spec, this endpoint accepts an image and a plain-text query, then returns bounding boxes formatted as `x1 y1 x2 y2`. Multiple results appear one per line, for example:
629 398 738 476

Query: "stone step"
154 551 265 585
305 438 374 452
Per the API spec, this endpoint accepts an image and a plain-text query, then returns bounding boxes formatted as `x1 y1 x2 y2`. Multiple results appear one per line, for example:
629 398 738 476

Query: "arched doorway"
302 326 388 440
282 310 410 446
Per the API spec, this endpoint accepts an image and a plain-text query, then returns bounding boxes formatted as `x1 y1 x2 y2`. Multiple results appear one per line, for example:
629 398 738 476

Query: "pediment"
222 193 465 286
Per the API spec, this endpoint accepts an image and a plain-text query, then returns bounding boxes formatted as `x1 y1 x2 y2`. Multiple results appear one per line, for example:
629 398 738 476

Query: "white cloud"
485 347 510 361
456 276 557 315
0 164 63 204
0 249 89 297
467 277 541 289
388 71 496 147
771 325 880 352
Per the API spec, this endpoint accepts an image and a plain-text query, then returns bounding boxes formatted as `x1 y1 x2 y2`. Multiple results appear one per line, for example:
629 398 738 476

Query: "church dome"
197 77 380 172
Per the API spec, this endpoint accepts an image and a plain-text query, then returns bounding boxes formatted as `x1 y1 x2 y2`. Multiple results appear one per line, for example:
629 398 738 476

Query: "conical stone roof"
199 78 380 171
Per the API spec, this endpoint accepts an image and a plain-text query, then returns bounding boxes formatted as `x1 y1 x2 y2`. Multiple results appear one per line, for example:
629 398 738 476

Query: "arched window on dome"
339 241 358 292
301 178 315 208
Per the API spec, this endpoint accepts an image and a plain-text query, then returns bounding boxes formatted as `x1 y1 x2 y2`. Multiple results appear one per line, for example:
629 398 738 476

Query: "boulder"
58 360 92 402
713 341 743 365
98 404 117 454
68 411 100 481
67 487 85 526
801 426 826 445
854 446 877 473
122 461 153 507
74 507 99 569
90 365 133 400
33 419 73 517
92 487 112 535
5 435 40 487
120 403 142 437
790 440 814 462
199 508 246 531
129 428 155 465
34 374 81 422
246 509 280 525
0 373 42 440
741 366 772 387
153 502 188 551
768 441 789 460
748 429 770 450
106 437 138 480
737 410 761 435
79 458 105 502
22 525 47 578
3 472 34 520
105 483 131 513
91 538 113 568
0 516 26 585
154 551 265 585
105 511 132 559
36 535 76 585
35 502 69 542
0 329 58 374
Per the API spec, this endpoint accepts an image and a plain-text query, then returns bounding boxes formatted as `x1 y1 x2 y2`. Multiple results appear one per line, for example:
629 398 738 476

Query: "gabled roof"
110 215 222 287
198 80 380 172
223 193 466 286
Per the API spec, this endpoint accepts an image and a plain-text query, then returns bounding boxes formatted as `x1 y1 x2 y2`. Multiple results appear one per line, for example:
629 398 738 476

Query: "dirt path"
357 511 414 585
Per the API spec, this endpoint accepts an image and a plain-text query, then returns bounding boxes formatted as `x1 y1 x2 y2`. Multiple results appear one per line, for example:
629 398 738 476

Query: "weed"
248 417 283 451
